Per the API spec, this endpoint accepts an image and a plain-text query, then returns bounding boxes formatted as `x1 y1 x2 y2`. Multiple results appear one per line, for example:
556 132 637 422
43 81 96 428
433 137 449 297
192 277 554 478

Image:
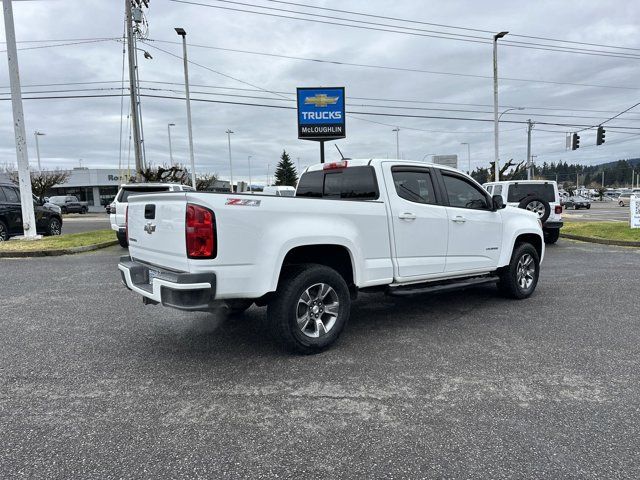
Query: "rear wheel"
80 207 88 214
543 228 560 244
498 243 540 299
619 201 624 207
45 217 62 236
116 230 128 248
0 220 8 241
268 264 350 354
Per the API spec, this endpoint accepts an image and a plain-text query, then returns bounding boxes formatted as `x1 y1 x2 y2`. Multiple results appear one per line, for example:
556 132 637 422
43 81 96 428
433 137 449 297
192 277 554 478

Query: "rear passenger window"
296 166 378 200
2 186 19 202
392 170 436 204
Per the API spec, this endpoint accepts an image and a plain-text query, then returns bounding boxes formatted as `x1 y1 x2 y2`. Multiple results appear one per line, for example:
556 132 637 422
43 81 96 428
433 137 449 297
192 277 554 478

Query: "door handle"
398 212 416 220
451 215 466 223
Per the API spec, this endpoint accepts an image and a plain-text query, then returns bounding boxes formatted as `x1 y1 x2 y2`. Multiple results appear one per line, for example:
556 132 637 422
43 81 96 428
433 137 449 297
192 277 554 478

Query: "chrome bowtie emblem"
144 222 156 234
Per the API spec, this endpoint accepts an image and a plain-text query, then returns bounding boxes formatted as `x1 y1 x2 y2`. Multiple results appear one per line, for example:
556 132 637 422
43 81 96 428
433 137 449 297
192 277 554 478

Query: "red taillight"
186 203 216 259
323 160 348 170
125 205 129 242
555 205 563 214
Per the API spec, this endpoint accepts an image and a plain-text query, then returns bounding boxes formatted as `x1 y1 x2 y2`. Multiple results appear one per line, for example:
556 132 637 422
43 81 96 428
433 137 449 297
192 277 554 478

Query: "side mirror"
492 194 505 210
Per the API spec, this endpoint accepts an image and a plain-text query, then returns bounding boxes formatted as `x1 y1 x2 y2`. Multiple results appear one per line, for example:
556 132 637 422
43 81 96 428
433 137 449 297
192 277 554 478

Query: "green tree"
274 150 298 186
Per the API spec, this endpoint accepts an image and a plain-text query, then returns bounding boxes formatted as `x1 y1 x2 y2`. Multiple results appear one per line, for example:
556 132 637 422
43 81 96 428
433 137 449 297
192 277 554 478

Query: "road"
60 213 111 234
563 200 630 223
1 241 639 478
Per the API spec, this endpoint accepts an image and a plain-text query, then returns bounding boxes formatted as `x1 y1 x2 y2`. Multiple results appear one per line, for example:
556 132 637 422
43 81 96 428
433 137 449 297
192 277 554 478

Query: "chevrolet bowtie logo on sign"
297 87 346 141
304 93 339 108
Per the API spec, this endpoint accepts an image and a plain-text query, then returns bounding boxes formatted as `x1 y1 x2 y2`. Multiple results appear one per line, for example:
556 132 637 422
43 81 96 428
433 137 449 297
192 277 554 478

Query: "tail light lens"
555 205 563 214
125 205 129 243
186 203 216 259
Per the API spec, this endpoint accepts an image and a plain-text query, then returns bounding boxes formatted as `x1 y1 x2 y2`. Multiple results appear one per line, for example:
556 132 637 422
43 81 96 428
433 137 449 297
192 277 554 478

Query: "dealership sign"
631 194 640 229
297 87 345 141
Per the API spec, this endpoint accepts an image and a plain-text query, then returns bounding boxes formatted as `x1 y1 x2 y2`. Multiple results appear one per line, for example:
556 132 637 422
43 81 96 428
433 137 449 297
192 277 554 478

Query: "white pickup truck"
119 159 544 353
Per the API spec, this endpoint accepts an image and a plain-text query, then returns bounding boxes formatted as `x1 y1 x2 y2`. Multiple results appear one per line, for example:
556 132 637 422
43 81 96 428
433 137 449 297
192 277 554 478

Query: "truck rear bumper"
543 221 563 229
118 256 216 312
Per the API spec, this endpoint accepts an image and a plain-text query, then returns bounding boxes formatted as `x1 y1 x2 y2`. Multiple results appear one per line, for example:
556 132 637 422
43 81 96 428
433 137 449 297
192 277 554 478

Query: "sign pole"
320 141 325 164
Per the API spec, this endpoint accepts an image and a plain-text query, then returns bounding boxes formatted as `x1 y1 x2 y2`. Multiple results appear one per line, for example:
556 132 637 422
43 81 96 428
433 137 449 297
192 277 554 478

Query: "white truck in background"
119 159 544 354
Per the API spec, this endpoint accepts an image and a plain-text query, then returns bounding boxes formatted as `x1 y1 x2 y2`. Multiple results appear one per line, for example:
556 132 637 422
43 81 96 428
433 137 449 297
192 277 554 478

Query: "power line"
575 100 640 133
265 0 640 54
0 37 119 53
146 39 640 92
168 0 640 60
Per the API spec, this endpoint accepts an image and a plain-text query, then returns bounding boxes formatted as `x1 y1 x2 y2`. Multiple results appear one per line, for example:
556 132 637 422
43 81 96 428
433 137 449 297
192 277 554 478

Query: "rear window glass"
2 186 19 202
507 183 555 203
296 166 378 200
119 186 170 202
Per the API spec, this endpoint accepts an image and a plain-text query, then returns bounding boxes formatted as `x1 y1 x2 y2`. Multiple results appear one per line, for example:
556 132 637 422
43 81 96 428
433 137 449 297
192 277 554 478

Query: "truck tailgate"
127 192 190 272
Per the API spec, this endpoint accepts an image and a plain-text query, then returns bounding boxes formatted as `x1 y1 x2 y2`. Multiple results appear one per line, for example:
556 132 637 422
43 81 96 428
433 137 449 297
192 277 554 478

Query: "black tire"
586 204 591 209
619 201 624 207
45 217 62 236
518 196 551 223
61 207 67 214
267 264 351 354
116 230 128 248
543 228 560 244
80 207 88 214
0 220 8 241
226 300 253 316
498 243 540 299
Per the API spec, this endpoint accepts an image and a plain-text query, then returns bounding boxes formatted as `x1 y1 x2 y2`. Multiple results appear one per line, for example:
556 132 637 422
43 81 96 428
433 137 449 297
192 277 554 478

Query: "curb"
0 240 119 258
560 233 640 247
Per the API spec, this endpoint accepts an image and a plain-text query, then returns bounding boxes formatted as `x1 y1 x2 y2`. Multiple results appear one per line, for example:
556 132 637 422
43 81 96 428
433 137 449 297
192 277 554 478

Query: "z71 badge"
225 198 261 207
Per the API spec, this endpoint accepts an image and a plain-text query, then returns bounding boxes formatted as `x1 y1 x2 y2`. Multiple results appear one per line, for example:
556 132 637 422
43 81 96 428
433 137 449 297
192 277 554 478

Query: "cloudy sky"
1 0 639 184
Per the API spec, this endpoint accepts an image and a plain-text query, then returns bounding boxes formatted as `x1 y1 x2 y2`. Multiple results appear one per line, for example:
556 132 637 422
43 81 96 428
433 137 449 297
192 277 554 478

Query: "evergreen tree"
274 150 298 186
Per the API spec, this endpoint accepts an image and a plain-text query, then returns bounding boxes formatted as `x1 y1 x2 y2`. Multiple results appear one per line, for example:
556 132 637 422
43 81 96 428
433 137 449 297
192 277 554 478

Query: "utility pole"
602 170 605 189
493 31 508 182
125 0 143 180
175 27 196 189
3 0 38 239
34 131 45 171
226 129 234 192
248 155 252 193
392 127 400 159
526 119 533 180
167 123 175 163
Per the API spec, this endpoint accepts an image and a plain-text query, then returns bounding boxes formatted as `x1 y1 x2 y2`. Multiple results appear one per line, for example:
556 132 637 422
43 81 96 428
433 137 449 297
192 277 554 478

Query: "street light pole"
247 155 252 193
493 31 509 182
422 153 436 162
175 27 196 189
225 129 234 192
392 127 400 159
34 131 45 171
460 143 471 174
167 122 175 163
3 0 38 239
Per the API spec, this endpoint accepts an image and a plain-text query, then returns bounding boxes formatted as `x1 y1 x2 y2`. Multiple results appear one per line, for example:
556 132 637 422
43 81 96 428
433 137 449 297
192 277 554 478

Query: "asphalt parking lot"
2 240 640 478
60 213 111 234
563 200 630 223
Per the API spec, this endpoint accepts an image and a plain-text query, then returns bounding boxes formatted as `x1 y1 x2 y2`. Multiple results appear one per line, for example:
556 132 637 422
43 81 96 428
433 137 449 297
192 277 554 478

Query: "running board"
387 276 498 297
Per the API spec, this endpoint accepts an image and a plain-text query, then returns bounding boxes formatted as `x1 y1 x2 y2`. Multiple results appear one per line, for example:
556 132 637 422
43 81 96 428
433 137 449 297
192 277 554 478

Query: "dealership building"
44 168 230 211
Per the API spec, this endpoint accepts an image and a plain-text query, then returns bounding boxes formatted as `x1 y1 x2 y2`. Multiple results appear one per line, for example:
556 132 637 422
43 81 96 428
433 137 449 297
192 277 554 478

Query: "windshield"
118 186 170 202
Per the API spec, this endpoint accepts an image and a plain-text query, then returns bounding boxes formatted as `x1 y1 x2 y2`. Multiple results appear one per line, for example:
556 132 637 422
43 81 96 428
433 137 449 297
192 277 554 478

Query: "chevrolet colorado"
119 159 544 353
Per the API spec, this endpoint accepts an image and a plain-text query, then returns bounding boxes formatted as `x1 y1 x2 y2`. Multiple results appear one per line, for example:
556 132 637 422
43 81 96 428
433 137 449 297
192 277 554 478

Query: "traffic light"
597 126 606 145
571 133 580 150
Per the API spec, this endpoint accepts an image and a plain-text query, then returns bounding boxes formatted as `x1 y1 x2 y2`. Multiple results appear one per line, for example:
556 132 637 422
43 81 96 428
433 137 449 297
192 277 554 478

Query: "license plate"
148 269 161 283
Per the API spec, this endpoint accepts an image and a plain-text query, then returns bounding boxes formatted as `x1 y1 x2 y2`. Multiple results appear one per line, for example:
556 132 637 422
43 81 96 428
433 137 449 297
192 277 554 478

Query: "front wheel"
80 207 88 214
267 264 351 354
0 220 8 241
498 243 540 299
45 217 62 236
619 201 624 207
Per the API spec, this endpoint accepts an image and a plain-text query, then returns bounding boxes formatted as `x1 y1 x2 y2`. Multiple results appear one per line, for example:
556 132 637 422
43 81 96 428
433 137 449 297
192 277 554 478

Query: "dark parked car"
48 195 89 214
564 195 591 210
0 183 63 241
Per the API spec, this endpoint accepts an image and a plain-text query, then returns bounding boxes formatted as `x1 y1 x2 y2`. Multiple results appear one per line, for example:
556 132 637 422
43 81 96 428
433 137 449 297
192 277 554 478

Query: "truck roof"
304 158 463 174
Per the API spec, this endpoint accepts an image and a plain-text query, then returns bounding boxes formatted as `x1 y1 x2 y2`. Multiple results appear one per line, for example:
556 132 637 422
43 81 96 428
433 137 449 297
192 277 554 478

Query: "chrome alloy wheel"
0 223 6 241
296 283 340 338
526 200 546 217
516 253 535 290
50 219 61 235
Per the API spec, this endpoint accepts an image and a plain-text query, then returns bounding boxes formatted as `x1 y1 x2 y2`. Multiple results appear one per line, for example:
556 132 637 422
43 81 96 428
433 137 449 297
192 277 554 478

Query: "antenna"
335 144 345 159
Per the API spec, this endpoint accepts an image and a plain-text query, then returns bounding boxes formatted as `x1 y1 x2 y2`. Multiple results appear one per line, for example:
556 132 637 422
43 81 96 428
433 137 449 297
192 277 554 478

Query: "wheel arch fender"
499 228 544 267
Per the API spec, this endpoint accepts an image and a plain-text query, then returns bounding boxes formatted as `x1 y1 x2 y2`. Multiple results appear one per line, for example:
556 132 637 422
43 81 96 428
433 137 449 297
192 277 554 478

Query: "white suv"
110 183 194 247
484 180 563 244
